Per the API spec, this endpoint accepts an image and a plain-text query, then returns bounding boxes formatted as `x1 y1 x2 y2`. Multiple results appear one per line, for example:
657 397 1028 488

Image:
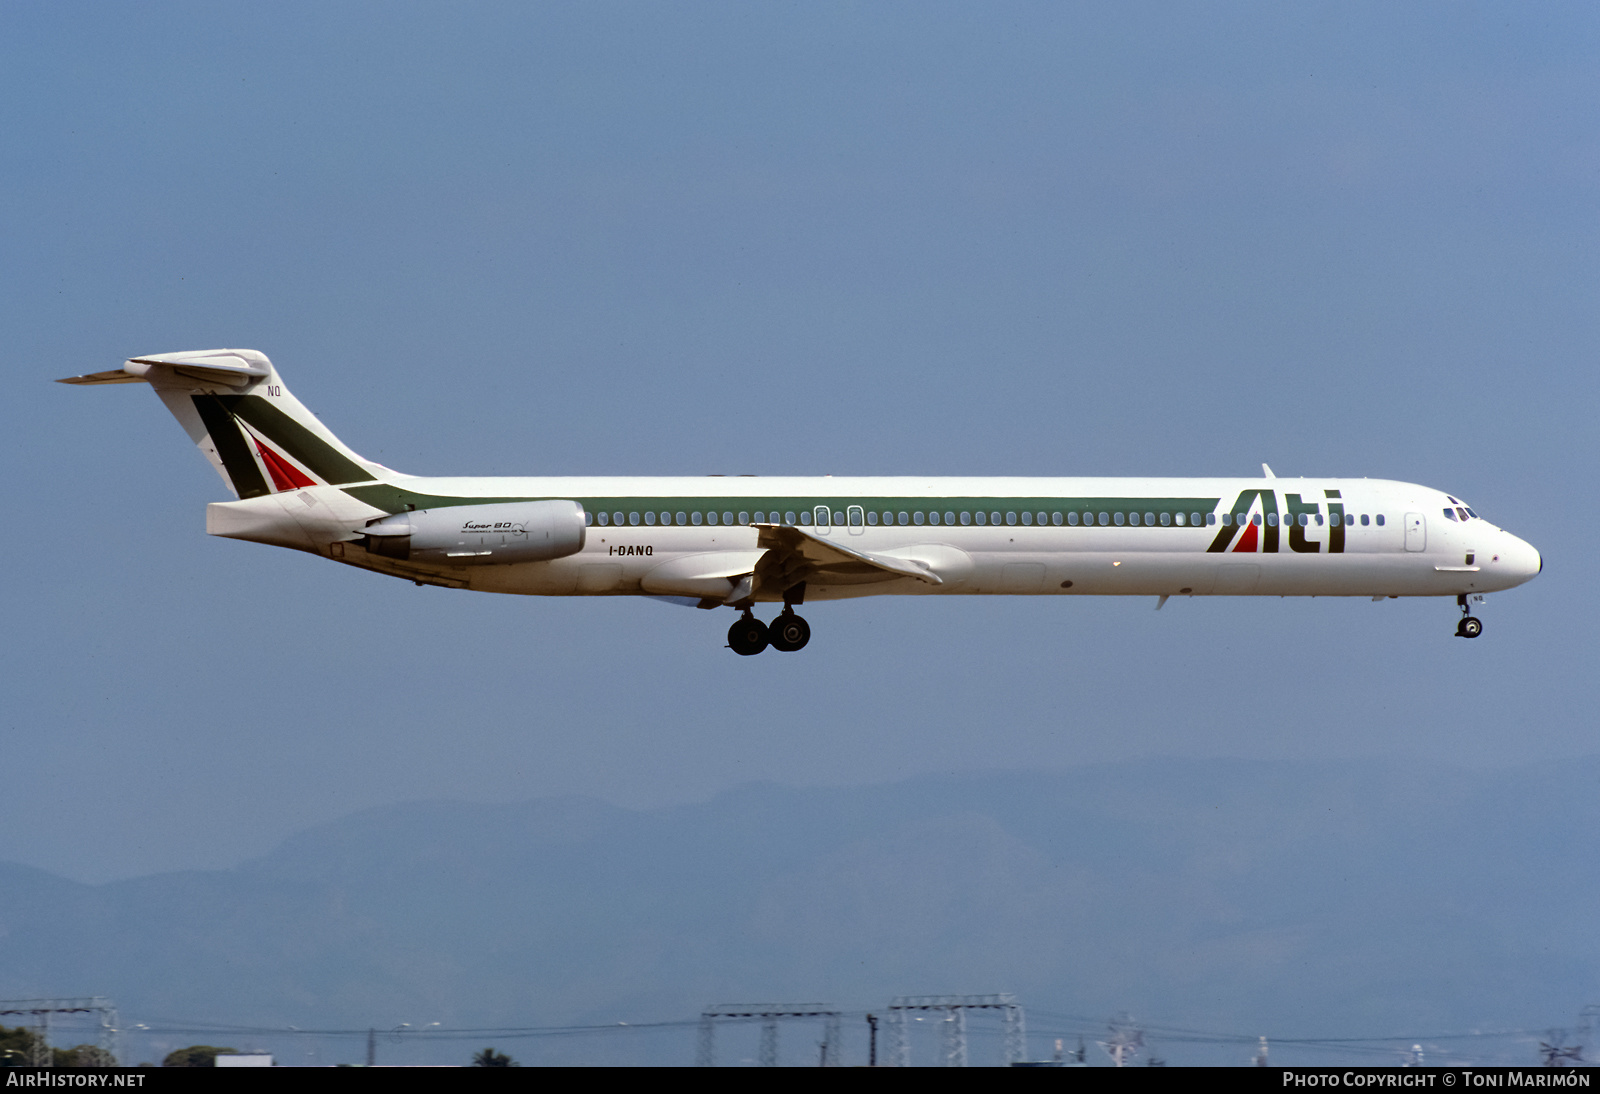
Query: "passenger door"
1404 512 1426 552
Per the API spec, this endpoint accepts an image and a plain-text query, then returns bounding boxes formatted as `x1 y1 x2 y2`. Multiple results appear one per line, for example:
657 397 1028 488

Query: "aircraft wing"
753 524 943 596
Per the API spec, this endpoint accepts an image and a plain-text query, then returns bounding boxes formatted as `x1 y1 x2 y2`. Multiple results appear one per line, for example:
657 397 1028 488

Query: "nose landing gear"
1455 594 1483 638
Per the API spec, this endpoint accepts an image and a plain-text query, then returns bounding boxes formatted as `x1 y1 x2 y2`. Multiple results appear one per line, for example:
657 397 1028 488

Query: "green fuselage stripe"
343 484 1226 527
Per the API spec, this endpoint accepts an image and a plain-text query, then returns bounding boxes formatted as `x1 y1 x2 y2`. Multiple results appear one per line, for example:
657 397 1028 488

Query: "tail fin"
57 349 399 498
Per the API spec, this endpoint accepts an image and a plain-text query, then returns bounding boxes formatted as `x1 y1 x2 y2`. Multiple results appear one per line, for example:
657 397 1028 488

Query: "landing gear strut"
725 586 811 655
1455 594 1483 639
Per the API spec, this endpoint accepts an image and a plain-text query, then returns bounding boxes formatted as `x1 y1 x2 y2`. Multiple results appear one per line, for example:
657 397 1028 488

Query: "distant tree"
162 1045 237 1067
0 1025 42 1067
471 1047 517 1067
53 1044 117 1067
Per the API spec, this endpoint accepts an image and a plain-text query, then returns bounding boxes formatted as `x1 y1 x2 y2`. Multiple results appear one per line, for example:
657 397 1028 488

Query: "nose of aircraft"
1495 531 1542 588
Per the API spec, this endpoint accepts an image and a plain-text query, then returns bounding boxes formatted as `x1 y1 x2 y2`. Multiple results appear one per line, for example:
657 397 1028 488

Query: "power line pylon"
0 998 119 1066
697 1004 841 1067
886 994 1027 1066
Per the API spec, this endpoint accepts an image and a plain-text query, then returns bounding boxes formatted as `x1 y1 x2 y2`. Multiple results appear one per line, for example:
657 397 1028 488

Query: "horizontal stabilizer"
127 351 271 387
57 350 272 388
56 369 146 385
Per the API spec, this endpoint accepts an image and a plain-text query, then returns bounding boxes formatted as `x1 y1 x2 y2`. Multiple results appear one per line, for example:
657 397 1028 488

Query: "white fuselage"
214 473 1542 603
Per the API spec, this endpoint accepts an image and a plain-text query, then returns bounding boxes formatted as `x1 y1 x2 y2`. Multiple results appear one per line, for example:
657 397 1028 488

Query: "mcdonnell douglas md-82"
60 349 1542 654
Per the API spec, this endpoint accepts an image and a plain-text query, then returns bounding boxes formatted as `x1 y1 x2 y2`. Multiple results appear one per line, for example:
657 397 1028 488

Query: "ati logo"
1206 489 1346 554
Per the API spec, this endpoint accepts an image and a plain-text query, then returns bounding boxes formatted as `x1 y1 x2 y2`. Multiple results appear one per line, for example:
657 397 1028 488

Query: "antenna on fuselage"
1261 463 1276 478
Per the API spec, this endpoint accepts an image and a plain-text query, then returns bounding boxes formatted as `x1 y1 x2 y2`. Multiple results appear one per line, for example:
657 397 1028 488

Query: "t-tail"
57 349 397 496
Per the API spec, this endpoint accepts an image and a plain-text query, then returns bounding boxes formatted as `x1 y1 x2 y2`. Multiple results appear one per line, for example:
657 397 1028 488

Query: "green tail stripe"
216 395 370 485
191 395 270 499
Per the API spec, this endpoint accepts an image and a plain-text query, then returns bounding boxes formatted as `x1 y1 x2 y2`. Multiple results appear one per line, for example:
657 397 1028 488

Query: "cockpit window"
1443 508 1458 521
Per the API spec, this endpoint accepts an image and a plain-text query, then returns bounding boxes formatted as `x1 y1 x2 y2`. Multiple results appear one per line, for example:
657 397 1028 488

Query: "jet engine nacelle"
363 500 586 564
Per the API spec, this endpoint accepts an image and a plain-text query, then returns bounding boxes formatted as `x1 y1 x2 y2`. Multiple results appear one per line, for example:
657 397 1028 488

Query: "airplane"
59 348 1542 654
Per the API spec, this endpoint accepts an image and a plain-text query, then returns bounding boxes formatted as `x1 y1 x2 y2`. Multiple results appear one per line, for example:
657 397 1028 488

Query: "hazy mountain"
1 759 1595 1066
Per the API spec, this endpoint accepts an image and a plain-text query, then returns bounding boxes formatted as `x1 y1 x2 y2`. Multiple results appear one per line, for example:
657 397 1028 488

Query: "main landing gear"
727 608 811 656
1455 594 1483 639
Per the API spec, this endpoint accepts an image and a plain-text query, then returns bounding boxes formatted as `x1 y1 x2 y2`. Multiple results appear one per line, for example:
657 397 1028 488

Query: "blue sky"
2 1 1595 883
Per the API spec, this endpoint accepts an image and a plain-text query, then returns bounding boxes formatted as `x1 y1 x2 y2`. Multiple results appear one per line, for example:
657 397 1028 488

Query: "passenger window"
928 511 940 526
1315 514 1323 526
598 512 609 526
1021 512 1033 526
1360 514 1368 526
1206 513 1216 525
676 512 687 525
961 511 972 525
629 511 640 526
1375 514 1385 526
914 511 925 525
867 511 878 526
1052 512 1062 526
1162 512 1173 526
739 511 751 524
644 512 656 526
1144 512 1155 525
943 511 954 525
898 511 910 525
1251 514 1261 526
691 512 702 526
1267 513 1278 526
1098 511 1109 525
796 511 808 525
1128 513 1140 526
832 511 844 525
585 511 594 526
1114 512 1125 526
1004 512 1015 525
